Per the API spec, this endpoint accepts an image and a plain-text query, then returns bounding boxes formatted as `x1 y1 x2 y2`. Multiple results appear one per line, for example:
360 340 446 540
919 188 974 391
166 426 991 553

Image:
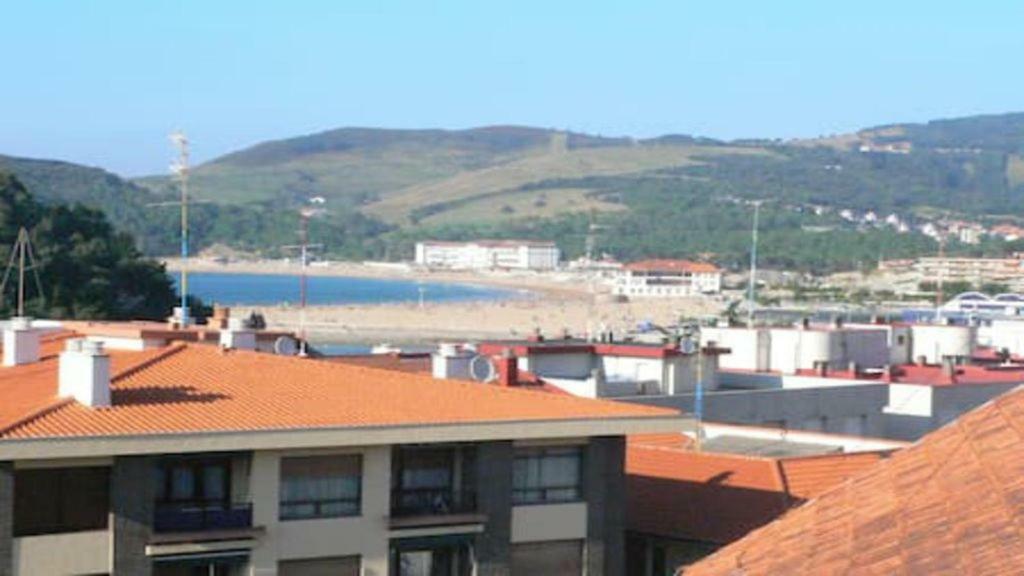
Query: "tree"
0 172 177 320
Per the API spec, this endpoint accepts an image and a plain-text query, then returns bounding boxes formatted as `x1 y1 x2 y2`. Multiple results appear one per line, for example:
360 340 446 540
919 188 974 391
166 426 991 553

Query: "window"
513 446 582 505
280 455 362 520
510 540 583 576
14 466 110 536
156 458 231 505
278 556 361 576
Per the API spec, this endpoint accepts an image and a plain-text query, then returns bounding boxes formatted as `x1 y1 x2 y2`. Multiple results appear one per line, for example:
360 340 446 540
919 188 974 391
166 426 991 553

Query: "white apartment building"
414 240 560 271
612 260 722 298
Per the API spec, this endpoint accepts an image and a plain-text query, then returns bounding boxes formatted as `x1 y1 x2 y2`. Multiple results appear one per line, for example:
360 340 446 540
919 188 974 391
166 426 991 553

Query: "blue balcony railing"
154 501 253 533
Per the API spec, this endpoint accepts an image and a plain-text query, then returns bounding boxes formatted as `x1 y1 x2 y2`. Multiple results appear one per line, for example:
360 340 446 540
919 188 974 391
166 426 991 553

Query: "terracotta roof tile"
0 344 677 440
627 434 893 545
681 386 1024 575
625 259 720 274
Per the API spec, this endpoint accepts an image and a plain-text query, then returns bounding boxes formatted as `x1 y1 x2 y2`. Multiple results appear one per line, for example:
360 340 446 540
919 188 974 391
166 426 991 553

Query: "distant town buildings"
613 259 722 298
414 240 560 270
880 255 1024 286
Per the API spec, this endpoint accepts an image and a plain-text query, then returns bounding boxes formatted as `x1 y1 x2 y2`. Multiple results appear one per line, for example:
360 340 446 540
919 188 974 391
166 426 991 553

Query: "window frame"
512 446 584 506
279 454 363 521
155 456 233 508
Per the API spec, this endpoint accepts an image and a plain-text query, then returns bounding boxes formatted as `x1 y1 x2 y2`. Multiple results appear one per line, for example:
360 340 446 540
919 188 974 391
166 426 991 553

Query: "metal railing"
154 501 253 533
390 487 477 517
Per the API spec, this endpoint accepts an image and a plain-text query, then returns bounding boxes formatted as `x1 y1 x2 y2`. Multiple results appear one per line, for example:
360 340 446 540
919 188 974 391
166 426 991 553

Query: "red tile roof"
625 259 720 274
681 386 1024 575
0 343 677 440
626 435 892 546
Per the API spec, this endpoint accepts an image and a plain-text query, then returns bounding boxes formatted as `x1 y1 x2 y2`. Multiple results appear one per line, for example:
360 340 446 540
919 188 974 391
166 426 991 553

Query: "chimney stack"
431 343 472 380
58 339 111 407
496 349 519 387
3 317 39 366
220 317 256 350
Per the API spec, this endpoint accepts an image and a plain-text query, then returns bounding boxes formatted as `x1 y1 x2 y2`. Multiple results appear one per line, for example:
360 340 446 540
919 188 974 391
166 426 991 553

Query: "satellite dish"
274 336 299 356
469 355 498 383
679 339 698 354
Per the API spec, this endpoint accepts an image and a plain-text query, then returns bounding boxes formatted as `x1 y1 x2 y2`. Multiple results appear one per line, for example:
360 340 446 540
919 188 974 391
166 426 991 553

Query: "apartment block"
0 322 684 576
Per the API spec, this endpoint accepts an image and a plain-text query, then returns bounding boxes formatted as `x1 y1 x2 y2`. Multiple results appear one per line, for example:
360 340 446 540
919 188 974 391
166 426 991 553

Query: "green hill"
7 113 1024 273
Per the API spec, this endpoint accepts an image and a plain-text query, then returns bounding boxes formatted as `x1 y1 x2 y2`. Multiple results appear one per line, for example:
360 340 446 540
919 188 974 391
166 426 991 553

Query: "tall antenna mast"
283 197 326 356
747 201 761 328
0 228 44 316
170 131 191 325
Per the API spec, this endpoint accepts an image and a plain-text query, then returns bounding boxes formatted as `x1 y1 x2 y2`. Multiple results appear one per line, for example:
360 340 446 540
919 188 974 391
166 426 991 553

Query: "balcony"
153 501 253 533
391 488 477 518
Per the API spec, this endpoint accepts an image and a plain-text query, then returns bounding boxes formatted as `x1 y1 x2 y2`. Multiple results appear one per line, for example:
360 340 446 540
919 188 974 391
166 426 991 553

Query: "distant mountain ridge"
4 111 1024 272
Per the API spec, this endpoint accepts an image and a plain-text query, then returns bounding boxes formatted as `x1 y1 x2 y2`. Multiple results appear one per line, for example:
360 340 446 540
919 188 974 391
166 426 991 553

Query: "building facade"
612 260 722 298
414 241 560 271
0 322 683 576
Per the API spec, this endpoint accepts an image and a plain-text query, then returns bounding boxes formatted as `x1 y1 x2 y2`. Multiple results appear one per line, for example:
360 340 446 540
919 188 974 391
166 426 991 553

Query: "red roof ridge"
111 342 189 382
0 397 74 437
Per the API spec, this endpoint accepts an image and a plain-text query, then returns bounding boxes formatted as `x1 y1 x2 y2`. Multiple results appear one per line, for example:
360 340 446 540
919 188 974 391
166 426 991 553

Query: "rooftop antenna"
283 197 326 356
747 201 761 328
169 130 191 325
0 228 44 316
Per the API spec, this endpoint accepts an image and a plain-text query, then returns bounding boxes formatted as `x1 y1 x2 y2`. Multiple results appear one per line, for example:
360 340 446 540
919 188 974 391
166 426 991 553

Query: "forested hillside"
0 171 176 319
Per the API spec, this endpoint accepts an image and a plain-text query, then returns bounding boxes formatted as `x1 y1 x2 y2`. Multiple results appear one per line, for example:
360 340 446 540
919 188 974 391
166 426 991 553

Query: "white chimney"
432 343 473 379
3 317 40 366
220 317 256 350
58 339 111 407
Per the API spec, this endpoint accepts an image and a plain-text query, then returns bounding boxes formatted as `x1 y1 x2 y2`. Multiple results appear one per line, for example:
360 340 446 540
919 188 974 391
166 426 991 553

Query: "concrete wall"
112 455 157 576
521 353 594 379
885 382 1020 441
627 385 891 438
511 503 587 544
586 437 626 576
13 530 110 576
476 442 513 576
0 462 11 576
910 325 975 363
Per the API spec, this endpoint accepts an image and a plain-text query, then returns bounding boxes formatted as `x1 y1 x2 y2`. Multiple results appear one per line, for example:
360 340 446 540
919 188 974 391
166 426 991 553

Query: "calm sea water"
171 272 519 306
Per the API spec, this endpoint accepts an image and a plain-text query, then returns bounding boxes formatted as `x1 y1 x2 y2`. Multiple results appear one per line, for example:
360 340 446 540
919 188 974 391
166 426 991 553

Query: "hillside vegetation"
6 113 1024 273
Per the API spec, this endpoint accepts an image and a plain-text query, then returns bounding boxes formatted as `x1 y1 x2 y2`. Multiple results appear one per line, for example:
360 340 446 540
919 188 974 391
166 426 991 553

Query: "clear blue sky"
2 1 1023 176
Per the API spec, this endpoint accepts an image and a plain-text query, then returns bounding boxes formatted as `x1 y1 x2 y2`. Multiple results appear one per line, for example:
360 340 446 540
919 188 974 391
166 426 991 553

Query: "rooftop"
681 385 1024 575
624 259 720 274
627 433 895 545
0 338 679 444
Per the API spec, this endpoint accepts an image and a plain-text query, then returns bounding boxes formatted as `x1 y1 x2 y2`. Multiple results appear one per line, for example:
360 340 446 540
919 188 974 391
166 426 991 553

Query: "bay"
171 272 519 306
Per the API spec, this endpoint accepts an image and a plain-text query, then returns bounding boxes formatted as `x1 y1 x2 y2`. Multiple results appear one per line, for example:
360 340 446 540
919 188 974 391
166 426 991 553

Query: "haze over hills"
5 112 1024 272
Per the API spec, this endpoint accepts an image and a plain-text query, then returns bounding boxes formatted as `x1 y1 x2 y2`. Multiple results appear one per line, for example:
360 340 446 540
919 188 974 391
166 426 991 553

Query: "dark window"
512 446 582 505
280 455 362 520
279 556 361 576
14 466 110 536
156 457 231 505
510 540 583 576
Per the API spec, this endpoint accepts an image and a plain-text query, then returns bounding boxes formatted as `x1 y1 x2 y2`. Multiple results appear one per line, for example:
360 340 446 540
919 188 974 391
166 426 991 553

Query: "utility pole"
935 237 946 322
747 202 761 327
170 131 190 325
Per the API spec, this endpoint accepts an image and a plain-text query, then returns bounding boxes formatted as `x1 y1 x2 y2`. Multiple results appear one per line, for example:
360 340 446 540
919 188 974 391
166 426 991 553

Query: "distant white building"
414 240 560 270
613 259 722 297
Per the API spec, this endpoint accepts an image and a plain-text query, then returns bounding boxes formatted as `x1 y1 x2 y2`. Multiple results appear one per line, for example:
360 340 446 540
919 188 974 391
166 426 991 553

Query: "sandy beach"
164 258 728 344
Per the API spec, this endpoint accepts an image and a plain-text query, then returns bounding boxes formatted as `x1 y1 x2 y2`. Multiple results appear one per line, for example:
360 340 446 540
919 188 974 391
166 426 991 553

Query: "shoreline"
163 258 727 344
162 257 590 297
